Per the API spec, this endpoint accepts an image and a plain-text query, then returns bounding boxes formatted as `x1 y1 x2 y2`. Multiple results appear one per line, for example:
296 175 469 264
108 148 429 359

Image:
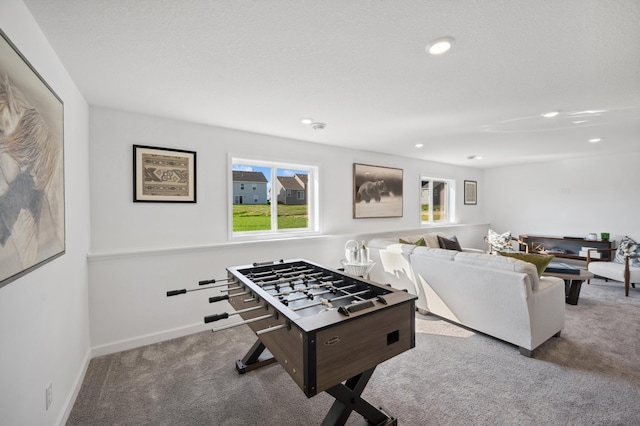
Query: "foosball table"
168 259 417 425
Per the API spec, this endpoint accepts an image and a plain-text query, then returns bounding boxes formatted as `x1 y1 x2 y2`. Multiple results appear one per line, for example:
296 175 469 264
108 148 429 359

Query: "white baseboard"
56 348 91 426
91 322 209 358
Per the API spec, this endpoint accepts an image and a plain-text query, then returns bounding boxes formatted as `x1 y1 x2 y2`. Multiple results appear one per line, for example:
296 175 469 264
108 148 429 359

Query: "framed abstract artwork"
464 180 477 205
353 163 403 218
133 145 197 203
0 29 65 288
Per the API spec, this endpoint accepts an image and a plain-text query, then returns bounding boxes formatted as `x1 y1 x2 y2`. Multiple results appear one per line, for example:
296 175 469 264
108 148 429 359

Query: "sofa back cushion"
454 251 540 291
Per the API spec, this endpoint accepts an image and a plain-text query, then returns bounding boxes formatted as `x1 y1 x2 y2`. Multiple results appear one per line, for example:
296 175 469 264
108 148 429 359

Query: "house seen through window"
421 178 455 223
231 159 317 235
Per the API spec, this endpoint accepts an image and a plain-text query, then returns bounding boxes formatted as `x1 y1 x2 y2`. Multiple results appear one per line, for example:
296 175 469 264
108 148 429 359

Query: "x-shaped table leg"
321 367 396 426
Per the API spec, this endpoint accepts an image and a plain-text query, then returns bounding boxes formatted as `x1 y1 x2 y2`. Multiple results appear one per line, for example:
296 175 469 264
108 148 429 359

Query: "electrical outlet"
45 383 52 410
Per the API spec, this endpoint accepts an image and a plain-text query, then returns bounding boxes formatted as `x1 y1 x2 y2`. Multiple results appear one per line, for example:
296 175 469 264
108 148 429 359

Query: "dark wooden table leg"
321 367 397 426
235 339 277 374
565 279 584 305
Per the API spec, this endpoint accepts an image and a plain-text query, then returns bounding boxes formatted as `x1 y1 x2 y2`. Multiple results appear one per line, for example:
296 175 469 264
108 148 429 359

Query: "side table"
340 259 375 278
542 269 594 305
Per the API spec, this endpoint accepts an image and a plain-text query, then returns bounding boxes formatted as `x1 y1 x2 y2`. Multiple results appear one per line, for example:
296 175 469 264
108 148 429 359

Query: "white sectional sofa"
367 234 565 356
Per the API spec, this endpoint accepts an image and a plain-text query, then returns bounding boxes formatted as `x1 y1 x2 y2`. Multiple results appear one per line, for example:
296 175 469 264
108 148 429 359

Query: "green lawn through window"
233 204 308 231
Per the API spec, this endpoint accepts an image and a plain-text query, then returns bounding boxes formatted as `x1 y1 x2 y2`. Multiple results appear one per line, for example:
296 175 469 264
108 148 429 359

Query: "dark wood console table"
519 235 615 261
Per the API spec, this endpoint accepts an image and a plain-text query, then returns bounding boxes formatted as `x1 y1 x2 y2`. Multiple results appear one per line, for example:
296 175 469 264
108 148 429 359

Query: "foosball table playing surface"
170 258 417 425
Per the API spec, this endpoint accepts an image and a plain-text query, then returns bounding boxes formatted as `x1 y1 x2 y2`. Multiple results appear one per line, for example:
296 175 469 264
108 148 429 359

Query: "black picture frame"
0 29 65 288
353 163 403 218
464 180 477 205
133 145 197 203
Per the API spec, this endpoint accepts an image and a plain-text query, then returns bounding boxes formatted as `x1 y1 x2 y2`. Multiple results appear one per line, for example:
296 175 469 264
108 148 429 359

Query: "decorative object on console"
133 145 197 203
532 242 545 252
438 235 462 251
497 252 555 278
464 180 477 205
352 163 403 219
600 232 610 240
0 29 65 289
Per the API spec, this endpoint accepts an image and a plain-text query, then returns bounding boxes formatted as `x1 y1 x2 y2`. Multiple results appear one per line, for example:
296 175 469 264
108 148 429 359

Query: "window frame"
229 156 319 240
420 176 456 224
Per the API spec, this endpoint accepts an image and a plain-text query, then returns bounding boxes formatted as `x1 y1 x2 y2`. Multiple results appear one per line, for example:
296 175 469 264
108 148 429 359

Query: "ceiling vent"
311 122 326 131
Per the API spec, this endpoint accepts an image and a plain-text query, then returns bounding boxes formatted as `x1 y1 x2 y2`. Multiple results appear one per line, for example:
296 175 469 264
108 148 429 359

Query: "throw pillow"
487 229 513 252
399 237 427 246
497 251 555 278
438 235 462 251
614 236 640 267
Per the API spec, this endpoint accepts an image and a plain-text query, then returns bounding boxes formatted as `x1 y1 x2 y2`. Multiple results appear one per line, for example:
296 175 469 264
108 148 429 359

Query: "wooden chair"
586 248 640 297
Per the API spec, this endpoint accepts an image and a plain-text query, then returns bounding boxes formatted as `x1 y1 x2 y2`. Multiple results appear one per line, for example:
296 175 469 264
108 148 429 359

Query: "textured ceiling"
23 0 640 168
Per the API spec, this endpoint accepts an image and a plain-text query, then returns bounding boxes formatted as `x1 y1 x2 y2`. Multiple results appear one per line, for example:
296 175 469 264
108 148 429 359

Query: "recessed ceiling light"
467 155 483 160
588 138 601 143
300 118 313 125
426 37 455 55
542 111 560 118
415 143 424 148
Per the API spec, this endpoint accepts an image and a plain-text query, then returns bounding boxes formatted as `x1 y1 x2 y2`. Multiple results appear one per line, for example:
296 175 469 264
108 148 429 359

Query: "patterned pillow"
614 236 640 267
488 229 513 252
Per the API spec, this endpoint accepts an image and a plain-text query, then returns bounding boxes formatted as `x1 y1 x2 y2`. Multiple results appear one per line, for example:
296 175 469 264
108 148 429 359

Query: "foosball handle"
199 279 216 285
209 295 230 303
204 313 229 323
166 289 187 297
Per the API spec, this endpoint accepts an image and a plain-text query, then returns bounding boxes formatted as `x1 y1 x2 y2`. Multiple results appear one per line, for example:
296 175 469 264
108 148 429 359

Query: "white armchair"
587 242 640 297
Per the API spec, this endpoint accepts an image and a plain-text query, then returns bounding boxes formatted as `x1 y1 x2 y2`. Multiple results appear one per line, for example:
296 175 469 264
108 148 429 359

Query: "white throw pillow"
488 229 513 252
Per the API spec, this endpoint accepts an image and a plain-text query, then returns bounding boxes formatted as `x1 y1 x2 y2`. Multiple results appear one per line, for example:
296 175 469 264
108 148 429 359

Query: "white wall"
88 106 487 355
0 1 91 425
484 152 640 243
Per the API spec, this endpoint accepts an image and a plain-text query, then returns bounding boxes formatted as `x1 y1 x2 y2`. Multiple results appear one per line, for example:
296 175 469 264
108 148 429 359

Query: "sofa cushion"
399 237 426 246
497 252 555 278
438 235 462 251
423 232 446 248
454 251 540 291
413 246 459 261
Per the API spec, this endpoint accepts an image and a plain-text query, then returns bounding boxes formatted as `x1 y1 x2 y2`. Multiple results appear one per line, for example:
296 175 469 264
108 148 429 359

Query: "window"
421 177 455 223
231 158 318 237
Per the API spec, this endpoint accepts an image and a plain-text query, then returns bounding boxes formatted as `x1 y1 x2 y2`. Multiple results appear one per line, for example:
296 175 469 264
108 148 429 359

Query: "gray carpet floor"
67 278 640 425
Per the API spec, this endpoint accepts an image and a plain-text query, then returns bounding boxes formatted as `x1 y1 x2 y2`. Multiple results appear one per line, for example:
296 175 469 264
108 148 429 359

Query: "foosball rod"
210 312 277 332
166 278 239 297
290 289 371 311
204 304 268 324
209 292 251 303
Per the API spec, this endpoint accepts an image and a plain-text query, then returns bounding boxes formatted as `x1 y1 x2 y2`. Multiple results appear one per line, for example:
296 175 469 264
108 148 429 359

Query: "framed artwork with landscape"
353 163 403 218
0 29 65 288
133 145 197 203
464 180 477 205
